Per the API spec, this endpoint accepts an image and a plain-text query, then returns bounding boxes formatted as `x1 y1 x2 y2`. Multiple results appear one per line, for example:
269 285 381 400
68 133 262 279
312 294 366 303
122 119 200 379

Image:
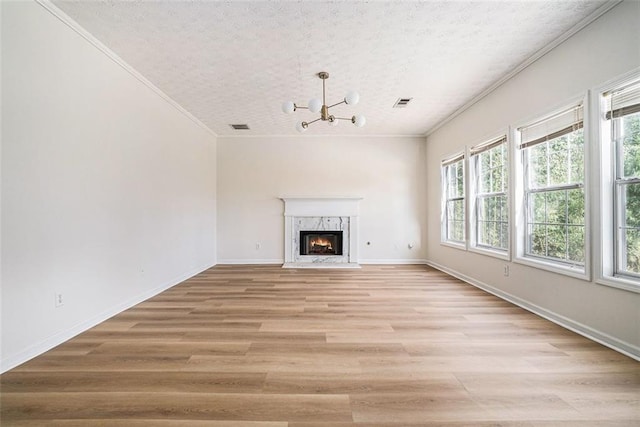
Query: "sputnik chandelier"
282 71 366 132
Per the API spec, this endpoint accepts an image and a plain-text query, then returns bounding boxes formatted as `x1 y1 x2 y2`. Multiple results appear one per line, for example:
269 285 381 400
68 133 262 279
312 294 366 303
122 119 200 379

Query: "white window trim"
513 94 591 281
441 239 467 251
440 151 468 251
468 245 510 261
468 130 511 261
592 68 640 294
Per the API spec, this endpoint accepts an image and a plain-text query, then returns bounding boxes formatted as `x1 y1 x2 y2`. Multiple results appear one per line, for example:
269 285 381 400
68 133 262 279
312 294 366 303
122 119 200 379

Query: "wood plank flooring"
1 264 639 426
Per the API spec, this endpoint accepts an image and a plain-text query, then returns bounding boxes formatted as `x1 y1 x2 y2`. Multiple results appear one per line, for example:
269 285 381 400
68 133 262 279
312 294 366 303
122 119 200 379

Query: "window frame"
468 133 510 260
594 70 640 293
513 95 591 281
440 152 467 250
613 121 640 280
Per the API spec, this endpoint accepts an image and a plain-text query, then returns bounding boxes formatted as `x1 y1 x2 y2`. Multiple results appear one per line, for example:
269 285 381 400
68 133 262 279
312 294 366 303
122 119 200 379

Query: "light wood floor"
1 265 639 426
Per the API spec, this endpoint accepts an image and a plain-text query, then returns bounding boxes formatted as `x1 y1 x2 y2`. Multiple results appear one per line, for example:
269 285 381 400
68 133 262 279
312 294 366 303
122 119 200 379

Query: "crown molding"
35 0 217 138
425 0 623 138
218 133 427 139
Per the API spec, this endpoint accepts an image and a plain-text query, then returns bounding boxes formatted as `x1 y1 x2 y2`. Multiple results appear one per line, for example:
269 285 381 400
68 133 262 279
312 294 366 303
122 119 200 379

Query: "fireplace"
300 231 343 256
281 197 361 268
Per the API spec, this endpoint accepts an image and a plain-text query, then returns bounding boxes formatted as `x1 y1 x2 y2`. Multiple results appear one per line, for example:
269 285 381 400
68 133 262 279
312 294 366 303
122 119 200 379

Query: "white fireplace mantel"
281 197 362 268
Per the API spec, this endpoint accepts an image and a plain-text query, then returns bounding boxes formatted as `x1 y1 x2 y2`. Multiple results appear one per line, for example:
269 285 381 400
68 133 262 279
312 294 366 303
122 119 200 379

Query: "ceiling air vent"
230 124 250 130
393 98 413 108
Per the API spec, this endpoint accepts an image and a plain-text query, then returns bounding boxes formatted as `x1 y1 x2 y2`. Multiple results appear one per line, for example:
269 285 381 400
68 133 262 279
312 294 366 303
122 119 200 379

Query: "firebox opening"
300 231 343 256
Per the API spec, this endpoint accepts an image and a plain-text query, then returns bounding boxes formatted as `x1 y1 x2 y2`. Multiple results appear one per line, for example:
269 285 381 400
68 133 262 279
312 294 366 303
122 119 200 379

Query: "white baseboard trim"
1 261 217 373
425 260 640 361
217 259 429 266
217 259 284 265
282 262 361 269
360 259 429 265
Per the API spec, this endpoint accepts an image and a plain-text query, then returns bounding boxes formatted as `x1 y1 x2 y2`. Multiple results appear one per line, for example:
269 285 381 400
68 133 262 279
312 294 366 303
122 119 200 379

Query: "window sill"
596 275 640 294
440 240 467 251
469 245 510 261
513 255 589 281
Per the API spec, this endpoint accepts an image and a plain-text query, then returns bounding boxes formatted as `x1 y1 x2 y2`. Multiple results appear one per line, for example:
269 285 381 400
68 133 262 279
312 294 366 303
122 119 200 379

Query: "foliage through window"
607 81 640 278
471 136 508 252
519 104 586 267
442 154 465 244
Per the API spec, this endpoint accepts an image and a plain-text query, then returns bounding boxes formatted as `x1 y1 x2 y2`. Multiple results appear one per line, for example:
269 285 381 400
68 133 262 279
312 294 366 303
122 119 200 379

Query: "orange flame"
311 237 333 249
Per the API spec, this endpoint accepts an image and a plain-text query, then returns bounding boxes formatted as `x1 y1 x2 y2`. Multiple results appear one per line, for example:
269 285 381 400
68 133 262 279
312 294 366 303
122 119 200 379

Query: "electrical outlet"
503 265 510 277
55 293 64 308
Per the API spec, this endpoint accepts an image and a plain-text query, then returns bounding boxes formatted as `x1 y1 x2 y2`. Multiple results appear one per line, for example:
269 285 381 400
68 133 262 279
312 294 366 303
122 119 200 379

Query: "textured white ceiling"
52 0 609 137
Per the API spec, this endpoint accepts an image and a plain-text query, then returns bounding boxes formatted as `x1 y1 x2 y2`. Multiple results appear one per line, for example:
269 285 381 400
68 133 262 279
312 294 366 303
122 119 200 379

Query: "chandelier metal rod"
306 117 322 126
327 100 346 109
322 77 327 107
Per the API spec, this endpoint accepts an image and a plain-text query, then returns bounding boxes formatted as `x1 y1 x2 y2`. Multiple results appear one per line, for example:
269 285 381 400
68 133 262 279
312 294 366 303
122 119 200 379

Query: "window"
441 153 465 246
517 103 586 271
606 80 640 280
470 136 508 254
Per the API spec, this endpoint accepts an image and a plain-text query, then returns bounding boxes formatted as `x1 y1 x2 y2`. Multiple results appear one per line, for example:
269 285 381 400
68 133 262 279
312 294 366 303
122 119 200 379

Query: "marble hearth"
281 197 361 268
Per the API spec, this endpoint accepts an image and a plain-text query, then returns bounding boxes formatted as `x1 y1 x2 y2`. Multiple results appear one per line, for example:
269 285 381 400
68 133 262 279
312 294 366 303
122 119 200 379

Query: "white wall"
217 136 427 264
425 1 640 357
1 1 217 372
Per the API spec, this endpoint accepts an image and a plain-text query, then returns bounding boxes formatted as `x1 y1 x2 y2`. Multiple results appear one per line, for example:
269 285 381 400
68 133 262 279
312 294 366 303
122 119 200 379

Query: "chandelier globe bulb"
282 101 295 114
296 121 308 133
345 91 360 106
308 98 322 113
353 115 366 127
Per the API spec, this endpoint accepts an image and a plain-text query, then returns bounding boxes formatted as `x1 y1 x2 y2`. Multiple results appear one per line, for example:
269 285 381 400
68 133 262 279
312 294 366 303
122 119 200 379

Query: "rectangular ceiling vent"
230 124 250 130
393 98 413 108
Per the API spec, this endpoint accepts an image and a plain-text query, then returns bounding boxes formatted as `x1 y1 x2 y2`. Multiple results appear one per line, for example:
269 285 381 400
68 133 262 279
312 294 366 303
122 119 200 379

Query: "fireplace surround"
281 197 361 268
